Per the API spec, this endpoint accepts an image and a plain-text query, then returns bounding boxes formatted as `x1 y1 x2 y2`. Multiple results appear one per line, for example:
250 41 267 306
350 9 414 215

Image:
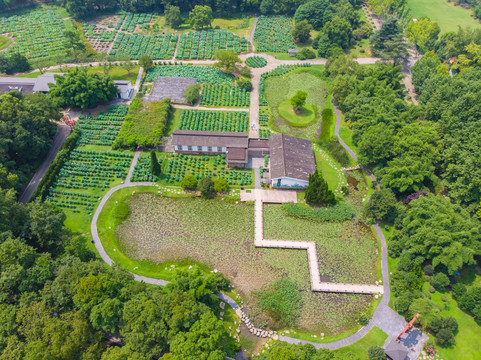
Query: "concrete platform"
240 189 297 203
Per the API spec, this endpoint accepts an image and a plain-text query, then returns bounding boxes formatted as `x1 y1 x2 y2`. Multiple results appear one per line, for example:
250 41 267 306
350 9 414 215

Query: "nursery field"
76 105 128 146
263 66 328 140
178 109 249 132
159 153 253 186
245 56 267 68
105 192 377 333
0 8 71 60
110 32 177 60
175 29 249 60
407 0 481 33
200 84 250 107
258 107 273 139
253 16 296 53
145 65 234 83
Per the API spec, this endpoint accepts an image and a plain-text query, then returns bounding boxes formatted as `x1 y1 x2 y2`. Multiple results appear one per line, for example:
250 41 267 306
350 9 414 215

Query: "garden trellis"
76 105 128 146
179 109 249 132
253 16 296 53
200 84 250 107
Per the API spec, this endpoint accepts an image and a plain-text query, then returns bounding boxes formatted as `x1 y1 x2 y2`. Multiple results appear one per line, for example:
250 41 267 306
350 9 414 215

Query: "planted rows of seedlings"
253 16 296 53
46 150 133 213
200 84 250 107
258 107 272 139
145 65 234 83
165 153 252 186
110 33 177 59
0 9 68 59
83 24 117 43
179 109 249 132
259 64 311 105
175 29 248 60
245 56 267 68
131 155 159 182
121 13 154 32
76 105 128 146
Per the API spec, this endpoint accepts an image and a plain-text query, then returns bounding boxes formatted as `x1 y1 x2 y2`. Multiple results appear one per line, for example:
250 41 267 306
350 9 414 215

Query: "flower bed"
0 9 69 60
76 105 128 146
164 153 252 186
145 65 234 83
253 16 296 53
45 149 133 213
179 109 249 132
245 56 267 68
175 29 248 60
200 84 250 107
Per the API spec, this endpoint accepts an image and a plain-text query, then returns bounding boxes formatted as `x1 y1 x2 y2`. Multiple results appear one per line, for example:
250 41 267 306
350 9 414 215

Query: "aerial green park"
0 0 480 359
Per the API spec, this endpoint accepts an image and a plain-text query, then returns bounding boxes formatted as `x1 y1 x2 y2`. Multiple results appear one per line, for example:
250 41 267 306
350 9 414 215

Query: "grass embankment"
278 101 316 127
0 35 12 50
264 66 328 140
333 326 387 357
407 0 481 33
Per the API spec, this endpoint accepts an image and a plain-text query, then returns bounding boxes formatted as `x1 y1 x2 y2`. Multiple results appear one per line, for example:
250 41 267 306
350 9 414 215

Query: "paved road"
18 124 71 204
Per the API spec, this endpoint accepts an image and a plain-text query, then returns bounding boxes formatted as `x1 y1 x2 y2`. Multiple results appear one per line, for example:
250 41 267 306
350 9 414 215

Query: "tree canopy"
189 5 213 30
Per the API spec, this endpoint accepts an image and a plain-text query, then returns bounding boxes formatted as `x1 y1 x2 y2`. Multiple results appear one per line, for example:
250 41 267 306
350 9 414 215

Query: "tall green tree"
290 90 307 112
405 17 440 52
304 170 335 206
189 5 213 30
139 55 154 71
294 0 333 30
165 4 182 29
292 20 312 43
370 17 408 65
214 50 241 73
150 151 161 176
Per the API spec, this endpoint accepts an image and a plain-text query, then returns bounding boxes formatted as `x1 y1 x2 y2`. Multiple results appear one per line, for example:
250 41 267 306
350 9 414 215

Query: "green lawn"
407 0 481 33
264 66 328 140
332 326 388 357
278 101 316 127
165 108 182 136
0 35 12 50
338 110 358 154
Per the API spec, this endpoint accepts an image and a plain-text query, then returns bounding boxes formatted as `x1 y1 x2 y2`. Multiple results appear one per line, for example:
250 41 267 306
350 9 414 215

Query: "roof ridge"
280 134 287 178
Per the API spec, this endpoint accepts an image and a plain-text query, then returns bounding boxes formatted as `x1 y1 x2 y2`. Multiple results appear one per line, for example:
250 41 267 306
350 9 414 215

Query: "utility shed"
384 340 409 360
269 134 316 189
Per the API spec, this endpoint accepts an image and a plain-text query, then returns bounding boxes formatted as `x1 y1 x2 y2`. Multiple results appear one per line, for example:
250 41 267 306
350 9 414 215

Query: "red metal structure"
397 313 420 342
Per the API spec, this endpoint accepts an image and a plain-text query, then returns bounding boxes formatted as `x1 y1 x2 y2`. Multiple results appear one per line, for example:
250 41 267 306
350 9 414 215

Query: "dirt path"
18 124 71 204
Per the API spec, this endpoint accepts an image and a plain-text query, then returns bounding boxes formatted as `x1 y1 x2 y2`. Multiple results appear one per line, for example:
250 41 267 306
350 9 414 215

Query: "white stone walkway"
245 189 383 295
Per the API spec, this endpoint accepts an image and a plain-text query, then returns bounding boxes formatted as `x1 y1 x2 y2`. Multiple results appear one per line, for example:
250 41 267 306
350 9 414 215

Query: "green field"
0 35 11 50
407 0 481 33
264 67 328 140
278 101 316 127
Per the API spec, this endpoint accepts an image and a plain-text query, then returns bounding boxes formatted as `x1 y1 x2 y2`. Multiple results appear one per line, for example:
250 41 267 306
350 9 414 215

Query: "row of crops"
259 107 272 139
110 33 177 59
245 56 267 68
76 106 128 146
259 64 311 105
175 29 248 60
131 155 159 182
45 150 133 213
164 153 253 186
145 65 234 83
121 13 154 32
200 84 250 107
0 9 68 59
253 16 296 53
179 109 249 132
83 24 117 43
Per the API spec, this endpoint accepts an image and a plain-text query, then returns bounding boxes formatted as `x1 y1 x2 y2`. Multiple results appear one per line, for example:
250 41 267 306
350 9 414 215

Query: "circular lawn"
278 100 316 127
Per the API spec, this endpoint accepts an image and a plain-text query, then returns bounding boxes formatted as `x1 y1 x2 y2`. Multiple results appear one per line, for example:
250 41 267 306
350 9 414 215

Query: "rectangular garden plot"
200 84 250 107
46 149 133 213
178 109 249 132
76 105 128 146
145 65 234 83
253 16 296 53
109 33 177 60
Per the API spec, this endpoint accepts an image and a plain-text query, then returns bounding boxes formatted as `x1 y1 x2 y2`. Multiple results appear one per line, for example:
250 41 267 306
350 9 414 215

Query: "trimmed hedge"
32 129 79 200
283 202 355 222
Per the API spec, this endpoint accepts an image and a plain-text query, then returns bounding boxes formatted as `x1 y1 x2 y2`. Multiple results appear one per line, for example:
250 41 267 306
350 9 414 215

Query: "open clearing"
264 68 328 140
107 191 378 334
407 0 481 33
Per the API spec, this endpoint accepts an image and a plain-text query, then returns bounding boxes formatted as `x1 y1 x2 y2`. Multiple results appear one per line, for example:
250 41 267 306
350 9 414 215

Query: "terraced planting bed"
178 109 249 132
0 8 70 60
145 65 234 83
76 105 128 146
175 29 249 60
200 84 250 107
245 56 267 68
46 149 133 213
253 16 296 53
104 187 377 333
161 153 253 186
